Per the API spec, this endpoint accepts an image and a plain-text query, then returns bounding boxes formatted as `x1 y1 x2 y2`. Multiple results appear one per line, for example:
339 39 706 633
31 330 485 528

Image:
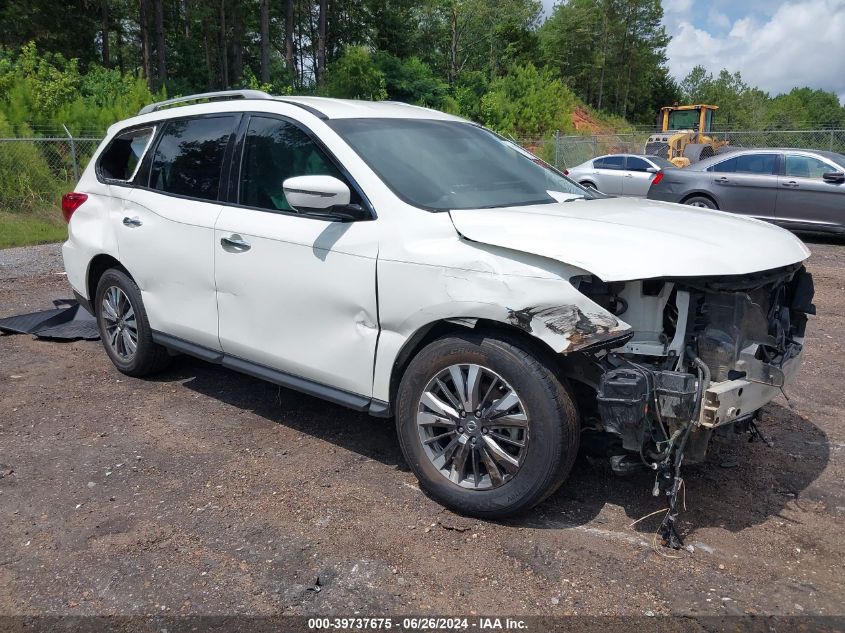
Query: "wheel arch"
87 254 132 305
386 318 563 410
680 191 719 208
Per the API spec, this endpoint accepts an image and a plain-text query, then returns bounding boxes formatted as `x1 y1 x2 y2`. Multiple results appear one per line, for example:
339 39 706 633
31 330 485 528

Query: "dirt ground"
0 239 843 620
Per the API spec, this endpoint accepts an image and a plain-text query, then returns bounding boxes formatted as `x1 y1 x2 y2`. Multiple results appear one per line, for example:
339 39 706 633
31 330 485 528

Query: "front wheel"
396 332 579 518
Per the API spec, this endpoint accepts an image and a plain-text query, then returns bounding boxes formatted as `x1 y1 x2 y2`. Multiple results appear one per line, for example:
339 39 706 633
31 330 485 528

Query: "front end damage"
567 263 815 547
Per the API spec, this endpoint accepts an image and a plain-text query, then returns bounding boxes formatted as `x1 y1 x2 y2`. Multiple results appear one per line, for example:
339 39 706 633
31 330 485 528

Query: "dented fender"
372 256 631 402
506 304 630 351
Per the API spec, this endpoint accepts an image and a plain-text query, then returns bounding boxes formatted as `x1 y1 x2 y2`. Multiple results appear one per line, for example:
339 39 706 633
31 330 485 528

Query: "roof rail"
138 89 273 115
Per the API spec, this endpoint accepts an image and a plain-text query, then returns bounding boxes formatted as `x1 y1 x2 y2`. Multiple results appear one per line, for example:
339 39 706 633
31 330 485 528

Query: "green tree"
539 0 670 121
765 88 845 129
321 46 387 100
480 63 576 138
374 52 449 107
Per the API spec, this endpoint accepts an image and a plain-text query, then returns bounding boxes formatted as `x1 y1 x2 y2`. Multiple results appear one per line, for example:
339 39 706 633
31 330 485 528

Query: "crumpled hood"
449 197 810 281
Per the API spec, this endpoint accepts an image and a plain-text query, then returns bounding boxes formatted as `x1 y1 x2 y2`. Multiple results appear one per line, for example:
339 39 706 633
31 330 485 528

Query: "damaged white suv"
62 91 814 537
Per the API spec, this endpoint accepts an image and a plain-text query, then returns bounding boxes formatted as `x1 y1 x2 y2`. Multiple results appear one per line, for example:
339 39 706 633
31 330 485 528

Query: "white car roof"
278 96 463 121
108 93 465 137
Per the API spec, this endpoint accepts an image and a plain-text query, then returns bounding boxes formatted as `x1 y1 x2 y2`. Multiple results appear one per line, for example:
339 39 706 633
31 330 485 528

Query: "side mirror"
822 171 845 184
645 167 659 173
282 175 369 221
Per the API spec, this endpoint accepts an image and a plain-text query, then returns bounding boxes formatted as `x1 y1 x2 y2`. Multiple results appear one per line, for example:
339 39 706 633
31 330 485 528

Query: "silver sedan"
565 154 676 197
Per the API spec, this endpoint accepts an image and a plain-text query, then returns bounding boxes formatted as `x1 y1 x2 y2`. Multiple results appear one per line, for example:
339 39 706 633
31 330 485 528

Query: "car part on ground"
0 299 98 340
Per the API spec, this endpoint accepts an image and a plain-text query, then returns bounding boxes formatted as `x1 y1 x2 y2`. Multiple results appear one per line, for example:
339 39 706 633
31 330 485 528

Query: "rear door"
592 155 624 194
622 156 655 197
775 153 845 231
707 152 779 219
119 114 239 350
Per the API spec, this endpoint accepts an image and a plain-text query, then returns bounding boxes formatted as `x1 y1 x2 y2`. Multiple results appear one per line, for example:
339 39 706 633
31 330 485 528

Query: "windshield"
830 152 845 169
667 109 700 130
327 118 590 211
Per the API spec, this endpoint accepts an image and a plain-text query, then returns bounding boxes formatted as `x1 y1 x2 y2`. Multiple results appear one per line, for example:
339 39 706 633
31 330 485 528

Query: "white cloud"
707 8 732 30
666 0 845 102
664 0 694 14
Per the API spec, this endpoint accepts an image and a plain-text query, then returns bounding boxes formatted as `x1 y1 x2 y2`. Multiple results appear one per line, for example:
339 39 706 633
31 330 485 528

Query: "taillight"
651 171 664 186
61 192 88 223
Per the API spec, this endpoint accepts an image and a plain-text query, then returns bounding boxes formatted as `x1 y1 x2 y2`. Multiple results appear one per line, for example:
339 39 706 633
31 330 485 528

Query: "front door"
118 114 239 350
214 115 379 397
776 153 845 230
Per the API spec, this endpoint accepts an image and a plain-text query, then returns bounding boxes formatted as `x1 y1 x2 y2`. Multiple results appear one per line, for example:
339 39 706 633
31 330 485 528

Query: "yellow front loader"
644 104 730 168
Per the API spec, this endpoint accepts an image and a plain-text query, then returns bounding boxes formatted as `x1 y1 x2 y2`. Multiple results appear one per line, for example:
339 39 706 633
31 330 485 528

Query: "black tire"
580 181 597 191
396 332 579 518
94 268 171 377
684 195 718 210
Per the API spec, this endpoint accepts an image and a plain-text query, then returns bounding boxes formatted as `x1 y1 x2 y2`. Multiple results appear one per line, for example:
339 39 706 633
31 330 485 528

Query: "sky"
540 0 845 103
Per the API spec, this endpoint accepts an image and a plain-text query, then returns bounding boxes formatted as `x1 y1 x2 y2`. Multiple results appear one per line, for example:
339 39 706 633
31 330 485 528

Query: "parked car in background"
566 153 675 197
647 148 845 234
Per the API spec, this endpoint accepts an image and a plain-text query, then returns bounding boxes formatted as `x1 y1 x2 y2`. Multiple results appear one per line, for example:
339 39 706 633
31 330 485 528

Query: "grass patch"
0 210 67 249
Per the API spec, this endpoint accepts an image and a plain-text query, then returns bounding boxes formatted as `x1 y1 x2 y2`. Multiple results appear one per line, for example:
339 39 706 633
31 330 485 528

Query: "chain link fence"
1 128 844 214
538 129 845 170
0 132 102 215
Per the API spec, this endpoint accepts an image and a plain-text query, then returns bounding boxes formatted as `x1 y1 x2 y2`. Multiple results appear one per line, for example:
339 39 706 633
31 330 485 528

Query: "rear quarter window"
97 127 155 183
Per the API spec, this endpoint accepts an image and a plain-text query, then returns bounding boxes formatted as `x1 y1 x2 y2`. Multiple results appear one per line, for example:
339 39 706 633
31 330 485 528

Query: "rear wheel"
684 195 718 209
396 332 579 518
95 268 170 377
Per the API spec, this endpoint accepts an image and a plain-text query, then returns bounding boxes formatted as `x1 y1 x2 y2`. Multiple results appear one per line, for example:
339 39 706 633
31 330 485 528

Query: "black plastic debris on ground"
0 299 99 341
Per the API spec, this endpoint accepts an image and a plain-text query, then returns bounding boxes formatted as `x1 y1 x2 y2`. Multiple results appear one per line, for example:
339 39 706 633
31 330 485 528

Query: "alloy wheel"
101 286 138 360
416 363 529 490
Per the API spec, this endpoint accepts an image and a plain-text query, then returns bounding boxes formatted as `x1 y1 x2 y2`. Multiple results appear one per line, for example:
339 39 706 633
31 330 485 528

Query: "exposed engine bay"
569 264 816 547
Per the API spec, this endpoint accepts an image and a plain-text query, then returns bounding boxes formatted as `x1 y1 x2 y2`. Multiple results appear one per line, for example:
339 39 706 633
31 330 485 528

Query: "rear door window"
149 116 236 201
733 153 777 175
595 156 624 170
98 127 155 182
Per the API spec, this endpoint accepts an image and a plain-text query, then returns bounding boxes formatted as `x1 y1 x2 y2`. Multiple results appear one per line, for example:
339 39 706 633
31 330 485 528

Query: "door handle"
781 180 799 188
714 177 729 184
122 216 142 227
220 234 251 252
624 173 633 178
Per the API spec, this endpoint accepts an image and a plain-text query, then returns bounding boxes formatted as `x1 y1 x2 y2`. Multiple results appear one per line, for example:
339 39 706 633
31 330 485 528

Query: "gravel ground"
0 237 843 620
0 243 65 281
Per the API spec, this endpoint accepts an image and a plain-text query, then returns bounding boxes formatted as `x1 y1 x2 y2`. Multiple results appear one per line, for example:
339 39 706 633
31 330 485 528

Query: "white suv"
61 90 814 530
